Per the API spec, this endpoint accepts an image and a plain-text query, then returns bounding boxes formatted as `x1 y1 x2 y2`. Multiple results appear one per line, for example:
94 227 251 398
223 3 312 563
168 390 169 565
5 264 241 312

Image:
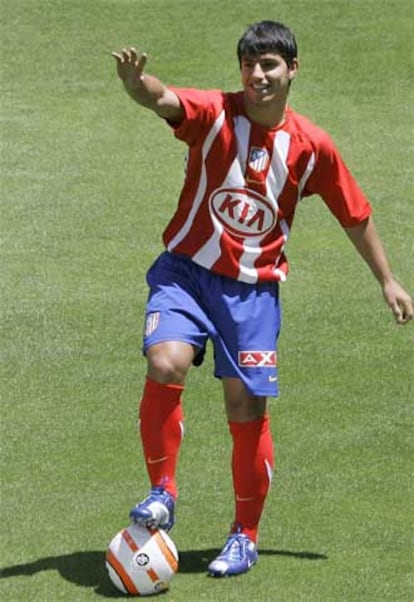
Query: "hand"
111 46 181 118
111 47 148 89
382 278 413 325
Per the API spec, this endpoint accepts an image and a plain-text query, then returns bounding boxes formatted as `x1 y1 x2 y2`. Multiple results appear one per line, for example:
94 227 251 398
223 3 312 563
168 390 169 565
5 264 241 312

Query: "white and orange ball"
105 525 179 596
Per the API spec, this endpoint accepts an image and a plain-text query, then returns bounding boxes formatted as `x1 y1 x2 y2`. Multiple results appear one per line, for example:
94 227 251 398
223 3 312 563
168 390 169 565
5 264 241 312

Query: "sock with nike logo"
229 415 274 542
139 377 184 499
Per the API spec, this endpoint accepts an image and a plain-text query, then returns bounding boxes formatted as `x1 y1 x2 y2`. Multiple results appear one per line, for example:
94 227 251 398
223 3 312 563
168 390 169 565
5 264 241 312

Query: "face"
241 52 298 108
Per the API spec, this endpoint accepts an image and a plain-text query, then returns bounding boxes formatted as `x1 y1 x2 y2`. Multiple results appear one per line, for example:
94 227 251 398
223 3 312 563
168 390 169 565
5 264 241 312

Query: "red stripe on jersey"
165 119 237 258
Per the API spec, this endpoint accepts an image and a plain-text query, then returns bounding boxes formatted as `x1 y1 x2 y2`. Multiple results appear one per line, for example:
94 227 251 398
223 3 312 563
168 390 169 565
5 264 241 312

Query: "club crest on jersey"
209 187 277 238
145 312 160 336
248 147 269 172
238 351 277 367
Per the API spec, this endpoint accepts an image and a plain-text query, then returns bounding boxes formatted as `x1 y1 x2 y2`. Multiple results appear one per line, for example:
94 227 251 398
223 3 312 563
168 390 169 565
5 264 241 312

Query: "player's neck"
244 98 288 129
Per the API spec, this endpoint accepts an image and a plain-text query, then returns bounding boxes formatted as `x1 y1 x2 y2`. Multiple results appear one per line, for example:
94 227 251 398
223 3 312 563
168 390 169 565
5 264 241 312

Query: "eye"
260 60 279 71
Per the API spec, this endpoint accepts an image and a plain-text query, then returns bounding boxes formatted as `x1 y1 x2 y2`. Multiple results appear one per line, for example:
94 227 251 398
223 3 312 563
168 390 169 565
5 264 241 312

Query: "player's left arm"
344 216 413 324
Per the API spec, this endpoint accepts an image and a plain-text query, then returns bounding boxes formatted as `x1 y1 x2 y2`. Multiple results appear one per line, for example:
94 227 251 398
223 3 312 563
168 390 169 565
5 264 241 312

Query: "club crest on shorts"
238 351 277 367
145 312 160 336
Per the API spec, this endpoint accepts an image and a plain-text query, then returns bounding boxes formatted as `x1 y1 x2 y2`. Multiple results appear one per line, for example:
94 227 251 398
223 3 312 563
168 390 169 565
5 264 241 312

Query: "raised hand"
111 45 182 119
111 47 148 88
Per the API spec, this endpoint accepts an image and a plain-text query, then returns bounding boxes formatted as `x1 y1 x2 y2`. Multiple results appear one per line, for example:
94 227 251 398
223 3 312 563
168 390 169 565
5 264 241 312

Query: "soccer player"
112 20 413 577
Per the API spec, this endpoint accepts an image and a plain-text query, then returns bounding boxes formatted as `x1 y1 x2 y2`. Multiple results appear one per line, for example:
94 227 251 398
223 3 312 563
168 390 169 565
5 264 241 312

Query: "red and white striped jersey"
162 88 372 283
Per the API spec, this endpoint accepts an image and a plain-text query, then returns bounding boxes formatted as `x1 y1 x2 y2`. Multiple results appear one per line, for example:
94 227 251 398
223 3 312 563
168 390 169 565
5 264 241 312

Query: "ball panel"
105 549 139 595
151 529 179 573
122 527 140 552
106 525 178 596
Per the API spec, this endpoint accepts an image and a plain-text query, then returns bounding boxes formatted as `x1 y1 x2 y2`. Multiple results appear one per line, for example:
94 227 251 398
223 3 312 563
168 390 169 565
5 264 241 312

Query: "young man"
112 21 412 577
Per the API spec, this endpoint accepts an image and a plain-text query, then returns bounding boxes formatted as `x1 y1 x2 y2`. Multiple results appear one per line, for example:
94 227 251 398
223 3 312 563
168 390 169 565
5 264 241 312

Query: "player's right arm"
111 47 184 124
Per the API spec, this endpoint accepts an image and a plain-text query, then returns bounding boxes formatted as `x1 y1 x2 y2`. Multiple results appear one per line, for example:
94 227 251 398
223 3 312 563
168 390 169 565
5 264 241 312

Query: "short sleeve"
304 132 372 227
167 87 225 146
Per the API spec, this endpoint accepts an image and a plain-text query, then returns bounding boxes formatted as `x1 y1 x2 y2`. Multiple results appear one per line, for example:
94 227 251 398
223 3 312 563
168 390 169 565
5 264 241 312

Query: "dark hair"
237 20 298 67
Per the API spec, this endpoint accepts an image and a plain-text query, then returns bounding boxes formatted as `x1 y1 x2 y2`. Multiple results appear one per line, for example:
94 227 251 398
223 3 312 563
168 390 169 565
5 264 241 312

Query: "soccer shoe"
129 486 175 531
208 530 258 577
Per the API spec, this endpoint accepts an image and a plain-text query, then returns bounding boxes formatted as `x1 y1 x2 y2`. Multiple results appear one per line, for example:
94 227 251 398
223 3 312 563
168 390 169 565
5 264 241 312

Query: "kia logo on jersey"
209 187 277 238
238 351 277 367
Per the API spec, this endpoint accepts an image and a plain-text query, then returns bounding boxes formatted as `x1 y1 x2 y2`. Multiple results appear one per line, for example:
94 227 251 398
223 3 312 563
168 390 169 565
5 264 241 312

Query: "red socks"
229 415 274 543
139 378 273 542
139 377 184 499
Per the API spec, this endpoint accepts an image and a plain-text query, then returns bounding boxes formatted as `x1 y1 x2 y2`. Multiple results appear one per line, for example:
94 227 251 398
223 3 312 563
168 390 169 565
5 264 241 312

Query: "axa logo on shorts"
210 187 277 238
238 351 277 367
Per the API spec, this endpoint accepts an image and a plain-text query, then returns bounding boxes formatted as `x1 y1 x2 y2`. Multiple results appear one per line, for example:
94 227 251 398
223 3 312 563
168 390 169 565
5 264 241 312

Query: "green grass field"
1 1 413 600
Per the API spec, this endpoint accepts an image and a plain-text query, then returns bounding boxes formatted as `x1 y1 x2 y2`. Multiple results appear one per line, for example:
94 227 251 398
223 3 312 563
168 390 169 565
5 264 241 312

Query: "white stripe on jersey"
237 132 291 282
191 217 223 267
193 115 258 273
273 268 287 281
239 236 266 283
267 130 290 201
271 215 290 277
192 156 244 267
235 116 267 282
279 218 290 240
297 152 316 201
167 109 226 251
233 115 251 173
266 132 291 280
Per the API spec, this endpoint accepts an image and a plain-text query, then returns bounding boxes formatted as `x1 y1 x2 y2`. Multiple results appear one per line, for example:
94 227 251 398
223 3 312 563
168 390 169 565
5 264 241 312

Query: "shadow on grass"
0 548 328 597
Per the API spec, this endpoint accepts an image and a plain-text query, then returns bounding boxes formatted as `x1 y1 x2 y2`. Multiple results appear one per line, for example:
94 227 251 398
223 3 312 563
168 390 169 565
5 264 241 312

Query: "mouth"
250 83 272 96
248 83 273 102
251 83 269 91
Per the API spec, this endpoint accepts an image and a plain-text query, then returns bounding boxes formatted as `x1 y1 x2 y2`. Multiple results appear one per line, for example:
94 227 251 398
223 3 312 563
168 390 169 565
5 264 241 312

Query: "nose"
250 61 265 80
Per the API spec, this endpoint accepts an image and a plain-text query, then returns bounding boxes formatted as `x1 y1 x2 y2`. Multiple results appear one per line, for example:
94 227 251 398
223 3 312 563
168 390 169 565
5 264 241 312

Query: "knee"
223 379 267 421
146 342 193 385
148 355 185 384
226 396 267 422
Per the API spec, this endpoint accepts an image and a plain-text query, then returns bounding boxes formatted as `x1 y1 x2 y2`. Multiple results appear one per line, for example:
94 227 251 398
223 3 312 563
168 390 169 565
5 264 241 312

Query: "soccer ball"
105 524 179 596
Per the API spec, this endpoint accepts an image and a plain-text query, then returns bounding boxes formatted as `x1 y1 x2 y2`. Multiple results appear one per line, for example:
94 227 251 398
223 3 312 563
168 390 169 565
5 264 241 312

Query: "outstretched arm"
345 216 413 324
111 47 184 123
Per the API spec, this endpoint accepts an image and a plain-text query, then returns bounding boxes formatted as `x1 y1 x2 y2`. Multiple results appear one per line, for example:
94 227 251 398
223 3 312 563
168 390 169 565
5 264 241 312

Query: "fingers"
391 298 414 325
398 304 413 324
111 48 132 63
383 280 413 325
137 52 148 72
392 303 404 324
111 46 147 69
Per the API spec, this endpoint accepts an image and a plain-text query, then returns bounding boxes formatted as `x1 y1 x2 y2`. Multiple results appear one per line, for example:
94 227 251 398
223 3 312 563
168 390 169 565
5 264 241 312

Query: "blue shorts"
143 252 281 396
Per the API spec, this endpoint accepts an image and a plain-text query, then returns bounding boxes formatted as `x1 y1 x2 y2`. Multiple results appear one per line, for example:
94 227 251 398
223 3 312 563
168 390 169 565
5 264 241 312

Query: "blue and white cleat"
208 529 258 577
129 486 175 532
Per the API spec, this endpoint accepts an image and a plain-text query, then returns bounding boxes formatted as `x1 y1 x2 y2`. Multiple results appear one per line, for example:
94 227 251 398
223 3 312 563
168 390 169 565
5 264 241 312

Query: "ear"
288 58 299 81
